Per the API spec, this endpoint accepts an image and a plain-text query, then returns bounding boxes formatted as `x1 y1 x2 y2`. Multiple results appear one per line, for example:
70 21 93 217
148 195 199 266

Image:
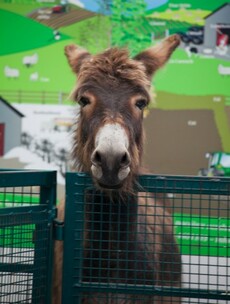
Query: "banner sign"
174 213 230 257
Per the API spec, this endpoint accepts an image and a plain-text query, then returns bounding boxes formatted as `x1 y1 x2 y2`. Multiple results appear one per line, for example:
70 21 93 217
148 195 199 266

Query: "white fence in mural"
0 90 70 104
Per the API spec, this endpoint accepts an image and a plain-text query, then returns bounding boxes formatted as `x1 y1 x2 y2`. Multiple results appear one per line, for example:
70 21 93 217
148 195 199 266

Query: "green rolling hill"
147 0 229 13
0 8 70 56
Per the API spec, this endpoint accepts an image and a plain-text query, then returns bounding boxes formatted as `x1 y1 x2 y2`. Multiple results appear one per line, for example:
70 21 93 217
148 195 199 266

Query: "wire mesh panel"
0 170 56 304
62 173 230 304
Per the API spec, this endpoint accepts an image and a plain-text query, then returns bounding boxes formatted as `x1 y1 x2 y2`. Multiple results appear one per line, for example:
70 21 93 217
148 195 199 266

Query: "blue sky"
146 0 168 9
79 0 168 12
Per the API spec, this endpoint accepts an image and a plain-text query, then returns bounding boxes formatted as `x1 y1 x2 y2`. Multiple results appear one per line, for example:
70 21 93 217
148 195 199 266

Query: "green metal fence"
0 170 229 303
0 170 56 304
62 173 230 304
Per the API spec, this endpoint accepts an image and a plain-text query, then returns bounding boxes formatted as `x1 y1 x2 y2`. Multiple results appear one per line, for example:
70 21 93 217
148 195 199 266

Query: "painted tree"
96 0 112 15
111 0 152 55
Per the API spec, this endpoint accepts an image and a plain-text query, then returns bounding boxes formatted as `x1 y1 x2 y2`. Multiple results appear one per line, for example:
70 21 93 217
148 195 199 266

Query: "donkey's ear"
65 44 91 74
134 34 180 78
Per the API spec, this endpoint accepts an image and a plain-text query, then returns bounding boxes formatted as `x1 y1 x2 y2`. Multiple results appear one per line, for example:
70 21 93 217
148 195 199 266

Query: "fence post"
42 91 45 104
32 171 57 304
0 170 57 304
18 90 21 103
58 92 62 105
62 172 87 303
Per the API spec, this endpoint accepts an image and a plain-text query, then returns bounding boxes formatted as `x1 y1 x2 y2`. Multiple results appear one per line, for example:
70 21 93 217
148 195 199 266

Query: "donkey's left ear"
134 34 180 78
65 44 91 74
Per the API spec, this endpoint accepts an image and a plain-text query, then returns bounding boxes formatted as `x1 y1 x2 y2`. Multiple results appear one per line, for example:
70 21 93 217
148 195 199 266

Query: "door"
0 123 5 156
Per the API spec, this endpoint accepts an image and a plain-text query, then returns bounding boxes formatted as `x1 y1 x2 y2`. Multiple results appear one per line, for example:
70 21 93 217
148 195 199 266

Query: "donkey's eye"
135 99 147 110
79 96 90 107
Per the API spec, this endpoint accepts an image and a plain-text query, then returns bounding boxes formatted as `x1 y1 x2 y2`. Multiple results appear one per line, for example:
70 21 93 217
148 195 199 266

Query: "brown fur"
53 35 182 303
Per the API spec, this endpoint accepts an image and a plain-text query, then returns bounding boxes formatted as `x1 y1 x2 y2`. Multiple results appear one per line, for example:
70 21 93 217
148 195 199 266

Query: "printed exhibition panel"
0 0 229 182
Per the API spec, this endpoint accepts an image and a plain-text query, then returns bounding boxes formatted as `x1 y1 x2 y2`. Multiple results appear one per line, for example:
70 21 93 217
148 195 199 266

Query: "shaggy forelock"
76 47 151 89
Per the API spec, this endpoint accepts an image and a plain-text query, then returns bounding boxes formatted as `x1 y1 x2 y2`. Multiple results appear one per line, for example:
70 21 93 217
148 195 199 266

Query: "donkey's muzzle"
91 149 131 189
91 150 130 170
91 123 131 189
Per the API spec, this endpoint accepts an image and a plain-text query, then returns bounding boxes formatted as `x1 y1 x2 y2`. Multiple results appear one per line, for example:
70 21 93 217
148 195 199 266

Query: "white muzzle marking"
91 123 130 182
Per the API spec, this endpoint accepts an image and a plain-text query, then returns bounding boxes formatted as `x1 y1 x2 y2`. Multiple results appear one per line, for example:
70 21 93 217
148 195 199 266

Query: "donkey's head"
65 35 180 191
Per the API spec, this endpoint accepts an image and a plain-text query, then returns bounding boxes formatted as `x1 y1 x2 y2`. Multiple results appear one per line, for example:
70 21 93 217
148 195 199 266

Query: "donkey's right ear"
65 44 91 74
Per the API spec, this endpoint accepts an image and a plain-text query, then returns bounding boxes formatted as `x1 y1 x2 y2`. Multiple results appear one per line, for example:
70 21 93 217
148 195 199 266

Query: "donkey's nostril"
95 151 102 164
120 152 131 168
91 149 130 170
91 151 102 166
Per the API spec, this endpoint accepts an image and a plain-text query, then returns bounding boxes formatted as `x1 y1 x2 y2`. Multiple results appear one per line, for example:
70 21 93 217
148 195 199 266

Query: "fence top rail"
76 282 230 301
0 90 71 104
0 169 57 187
66 172 230 196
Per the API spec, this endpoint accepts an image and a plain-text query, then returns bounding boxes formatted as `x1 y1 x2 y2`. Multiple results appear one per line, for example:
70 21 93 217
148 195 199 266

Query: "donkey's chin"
97 182 123 190
91 165 130 191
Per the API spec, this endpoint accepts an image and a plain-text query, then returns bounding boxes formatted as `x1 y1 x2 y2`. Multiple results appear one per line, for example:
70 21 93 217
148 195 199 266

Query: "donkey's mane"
75 48 151 93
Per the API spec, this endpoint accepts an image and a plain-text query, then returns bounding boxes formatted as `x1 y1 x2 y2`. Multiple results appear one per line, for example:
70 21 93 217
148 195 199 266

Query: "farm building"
0 96 24 156
203 3 230 48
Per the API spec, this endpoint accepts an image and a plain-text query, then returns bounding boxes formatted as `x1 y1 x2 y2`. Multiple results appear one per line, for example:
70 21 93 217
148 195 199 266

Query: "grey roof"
0 96 24 118
204 3 230 19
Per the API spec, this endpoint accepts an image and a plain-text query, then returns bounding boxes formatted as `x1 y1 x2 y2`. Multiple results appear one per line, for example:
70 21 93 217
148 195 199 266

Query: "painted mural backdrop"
0 0 230 188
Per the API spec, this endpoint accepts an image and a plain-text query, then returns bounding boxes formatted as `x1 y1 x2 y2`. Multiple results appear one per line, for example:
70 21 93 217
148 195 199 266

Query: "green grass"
0 13 111 96
0 8 70 55
148 44 230 152
0 39 76 97
0 14 111 98
6 38 230 100
154 47 230 96
149 9 210 26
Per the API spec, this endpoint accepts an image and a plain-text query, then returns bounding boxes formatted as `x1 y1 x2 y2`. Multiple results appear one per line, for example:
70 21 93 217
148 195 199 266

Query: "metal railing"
62 173 230 304
0 90 71 104
0 170 57 304
0 171 229 303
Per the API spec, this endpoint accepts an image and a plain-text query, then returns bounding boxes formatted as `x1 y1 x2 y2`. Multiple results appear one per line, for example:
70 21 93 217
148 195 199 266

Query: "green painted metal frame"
62 172 91 304
62 172 230 303
0 169 57 304
1 170 229 302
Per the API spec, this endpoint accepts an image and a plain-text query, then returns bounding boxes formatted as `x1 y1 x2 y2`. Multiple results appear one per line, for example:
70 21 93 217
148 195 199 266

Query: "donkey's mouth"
98 181 123 190
91 163 130 191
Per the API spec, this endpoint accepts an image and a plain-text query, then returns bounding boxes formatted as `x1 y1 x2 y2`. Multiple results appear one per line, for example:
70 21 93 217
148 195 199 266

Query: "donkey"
53 34 182 303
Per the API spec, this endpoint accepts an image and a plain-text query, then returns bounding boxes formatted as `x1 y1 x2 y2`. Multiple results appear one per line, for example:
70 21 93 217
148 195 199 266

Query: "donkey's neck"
86 191 138 245
84 191 138 282
84 190 155 285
